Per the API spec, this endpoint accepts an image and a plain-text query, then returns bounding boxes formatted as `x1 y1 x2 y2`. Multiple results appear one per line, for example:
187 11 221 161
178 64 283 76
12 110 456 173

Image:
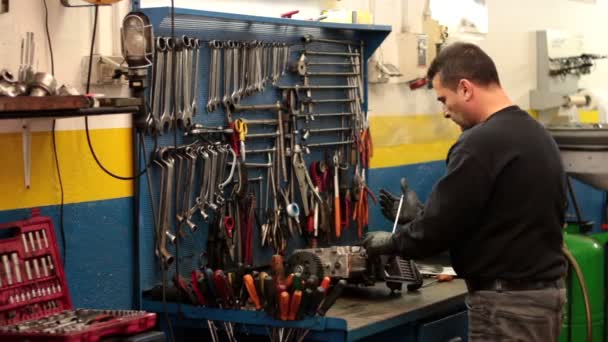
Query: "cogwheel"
286 250 324 280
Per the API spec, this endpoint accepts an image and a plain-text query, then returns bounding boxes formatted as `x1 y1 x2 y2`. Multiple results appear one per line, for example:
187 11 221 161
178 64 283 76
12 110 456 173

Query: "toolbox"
0 209 157 341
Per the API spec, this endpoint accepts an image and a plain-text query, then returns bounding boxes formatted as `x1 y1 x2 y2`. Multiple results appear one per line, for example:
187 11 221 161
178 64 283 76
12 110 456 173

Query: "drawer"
417 310 468 342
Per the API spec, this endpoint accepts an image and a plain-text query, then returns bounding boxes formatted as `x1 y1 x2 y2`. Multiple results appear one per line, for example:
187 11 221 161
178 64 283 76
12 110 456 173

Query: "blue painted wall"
367 161 607 233
0 197 135 309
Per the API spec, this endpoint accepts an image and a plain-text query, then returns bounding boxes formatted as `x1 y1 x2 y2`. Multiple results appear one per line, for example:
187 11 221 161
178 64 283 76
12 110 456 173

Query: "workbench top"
327 279 468 340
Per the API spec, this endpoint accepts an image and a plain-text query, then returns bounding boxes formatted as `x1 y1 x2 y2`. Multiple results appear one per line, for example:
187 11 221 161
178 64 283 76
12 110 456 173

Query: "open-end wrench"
159 37 175 132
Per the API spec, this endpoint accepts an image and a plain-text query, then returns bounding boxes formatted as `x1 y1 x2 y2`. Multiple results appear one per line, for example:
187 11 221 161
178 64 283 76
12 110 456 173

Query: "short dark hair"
426 42 500 90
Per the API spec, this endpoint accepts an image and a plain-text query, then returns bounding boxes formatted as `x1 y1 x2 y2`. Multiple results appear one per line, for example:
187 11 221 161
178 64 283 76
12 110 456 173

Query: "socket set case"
0 209 157 341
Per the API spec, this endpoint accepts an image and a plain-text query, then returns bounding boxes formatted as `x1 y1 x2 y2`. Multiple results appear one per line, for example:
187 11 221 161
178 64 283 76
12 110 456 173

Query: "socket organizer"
0 209 157 341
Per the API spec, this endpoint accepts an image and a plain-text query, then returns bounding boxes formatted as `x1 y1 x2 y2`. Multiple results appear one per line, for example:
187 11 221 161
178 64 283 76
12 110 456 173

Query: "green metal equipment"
561 232 608 342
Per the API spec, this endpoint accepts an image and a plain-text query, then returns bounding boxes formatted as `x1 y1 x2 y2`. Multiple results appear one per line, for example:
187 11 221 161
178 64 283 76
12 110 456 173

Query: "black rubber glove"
361 231 397 256
379 177 422 224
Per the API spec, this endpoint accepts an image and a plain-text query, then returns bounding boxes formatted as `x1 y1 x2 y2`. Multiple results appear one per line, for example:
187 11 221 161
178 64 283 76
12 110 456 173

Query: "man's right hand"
379 177 423 224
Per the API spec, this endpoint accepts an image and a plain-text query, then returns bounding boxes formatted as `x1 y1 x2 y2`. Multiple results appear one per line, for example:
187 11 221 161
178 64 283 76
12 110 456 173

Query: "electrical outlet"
81 55 126 86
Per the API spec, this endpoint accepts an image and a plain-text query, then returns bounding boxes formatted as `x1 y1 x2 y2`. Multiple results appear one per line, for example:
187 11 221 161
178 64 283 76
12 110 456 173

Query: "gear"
286 250 324 280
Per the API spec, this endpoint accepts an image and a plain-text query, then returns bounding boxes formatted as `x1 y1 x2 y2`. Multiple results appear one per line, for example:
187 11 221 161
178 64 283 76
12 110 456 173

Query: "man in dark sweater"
363 42 567 341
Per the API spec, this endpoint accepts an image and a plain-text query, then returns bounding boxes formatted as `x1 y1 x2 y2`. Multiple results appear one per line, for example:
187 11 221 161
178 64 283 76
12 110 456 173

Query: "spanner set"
143 32 375 277
0 210 156 341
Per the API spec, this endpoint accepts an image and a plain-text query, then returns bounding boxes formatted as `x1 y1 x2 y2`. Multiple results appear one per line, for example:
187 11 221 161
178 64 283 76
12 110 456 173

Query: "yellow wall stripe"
0 128 133 211
579 110 600 123
369 109 599 168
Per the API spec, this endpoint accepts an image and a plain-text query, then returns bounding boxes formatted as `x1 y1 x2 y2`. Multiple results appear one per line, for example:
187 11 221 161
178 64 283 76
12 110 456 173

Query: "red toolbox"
0 209 157 341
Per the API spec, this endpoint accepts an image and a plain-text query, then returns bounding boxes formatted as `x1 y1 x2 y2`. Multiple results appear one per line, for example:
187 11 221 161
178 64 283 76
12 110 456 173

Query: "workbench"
144 279 468 341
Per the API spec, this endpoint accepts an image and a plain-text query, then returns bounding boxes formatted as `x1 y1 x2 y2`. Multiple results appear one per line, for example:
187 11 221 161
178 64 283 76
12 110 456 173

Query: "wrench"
222 41 234 109
181 36 193 128
159 37 175 132
230 41 241 105
191 39 201 118
150 37 166 134
174 37 186 127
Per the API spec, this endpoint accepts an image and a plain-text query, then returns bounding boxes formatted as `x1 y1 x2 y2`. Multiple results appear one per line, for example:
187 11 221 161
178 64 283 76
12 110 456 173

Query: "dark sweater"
393 105 567 281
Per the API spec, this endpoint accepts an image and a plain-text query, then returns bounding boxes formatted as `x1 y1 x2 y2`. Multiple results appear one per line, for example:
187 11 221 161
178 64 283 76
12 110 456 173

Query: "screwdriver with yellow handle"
234 118 247 161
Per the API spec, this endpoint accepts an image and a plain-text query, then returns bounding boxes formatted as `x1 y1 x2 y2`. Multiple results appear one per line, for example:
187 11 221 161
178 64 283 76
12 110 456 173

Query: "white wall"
2 0 607 125
0 0 131 132
367 0 608 116
139 0 325 19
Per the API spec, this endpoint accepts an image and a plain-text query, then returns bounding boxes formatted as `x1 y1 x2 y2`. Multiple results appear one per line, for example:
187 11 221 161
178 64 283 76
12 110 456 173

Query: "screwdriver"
288 290 302 320
264 276 276 316
285 273 294 290
299 287 313 319
191 270 207 305
257 272 268 307
279 291 290 321
306 275 319 289
317 279 346 316
293 272 302 291
213 270 234 308
243 274 262 310
271 254 285 285
307 286 326 316
320 276 331 291
204 268 219 307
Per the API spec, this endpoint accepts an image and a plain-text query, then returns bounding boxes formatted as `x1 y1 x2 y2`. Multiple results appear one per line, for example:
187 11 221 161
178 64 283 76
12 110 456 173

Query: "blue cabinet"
417 311 468 342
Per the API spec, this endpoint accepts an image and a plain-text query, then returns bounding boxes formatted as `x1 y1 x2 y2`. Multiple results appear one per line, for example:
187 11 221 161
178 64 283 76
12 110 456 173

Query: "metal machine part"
548 124 608 190
287 246 423 293
0 69 18 97
29 72 57 97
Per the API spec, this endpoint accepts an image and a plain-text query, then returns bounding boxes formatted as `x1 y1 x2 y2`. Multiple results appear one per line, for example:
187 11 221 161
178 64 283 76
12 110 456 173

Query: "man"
363 42 567 341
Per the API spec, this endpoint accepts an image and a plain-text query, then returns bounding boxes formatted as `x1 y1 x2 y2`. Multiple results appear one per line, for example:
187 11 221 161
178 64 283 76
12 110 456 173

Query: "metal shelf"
142 6 391 62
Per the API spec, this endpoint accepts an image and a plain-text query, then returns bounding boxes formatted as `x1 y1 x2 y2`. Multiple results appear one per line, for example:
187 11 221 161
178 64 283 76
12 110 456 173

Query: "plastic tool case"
0 209 157 341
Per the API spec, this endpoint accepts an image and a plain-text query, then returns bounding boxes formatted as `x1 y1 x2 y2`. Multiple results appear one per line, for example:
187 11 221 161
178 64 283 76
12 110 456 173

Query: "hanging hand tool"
353 168 378 238
234 118 248 161
333 154 341 239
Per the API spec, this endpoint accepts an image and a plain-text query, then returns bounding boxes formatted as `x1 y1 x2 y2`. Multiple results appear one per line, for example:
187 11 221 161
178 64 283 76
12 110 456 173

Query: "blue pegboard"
134 7 391 317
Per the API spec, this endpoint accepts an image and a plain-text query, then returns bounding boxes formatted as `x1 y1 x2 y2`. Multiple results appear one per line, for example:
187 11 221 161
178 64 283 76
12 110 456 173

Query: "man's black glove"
361 231 397 256
379 177 423 224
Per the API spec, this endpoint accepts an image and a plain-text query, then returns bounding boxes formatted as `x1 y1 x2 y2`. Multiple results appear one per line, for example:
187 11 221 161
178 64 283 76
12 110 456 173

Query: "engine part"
287 246 424 293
